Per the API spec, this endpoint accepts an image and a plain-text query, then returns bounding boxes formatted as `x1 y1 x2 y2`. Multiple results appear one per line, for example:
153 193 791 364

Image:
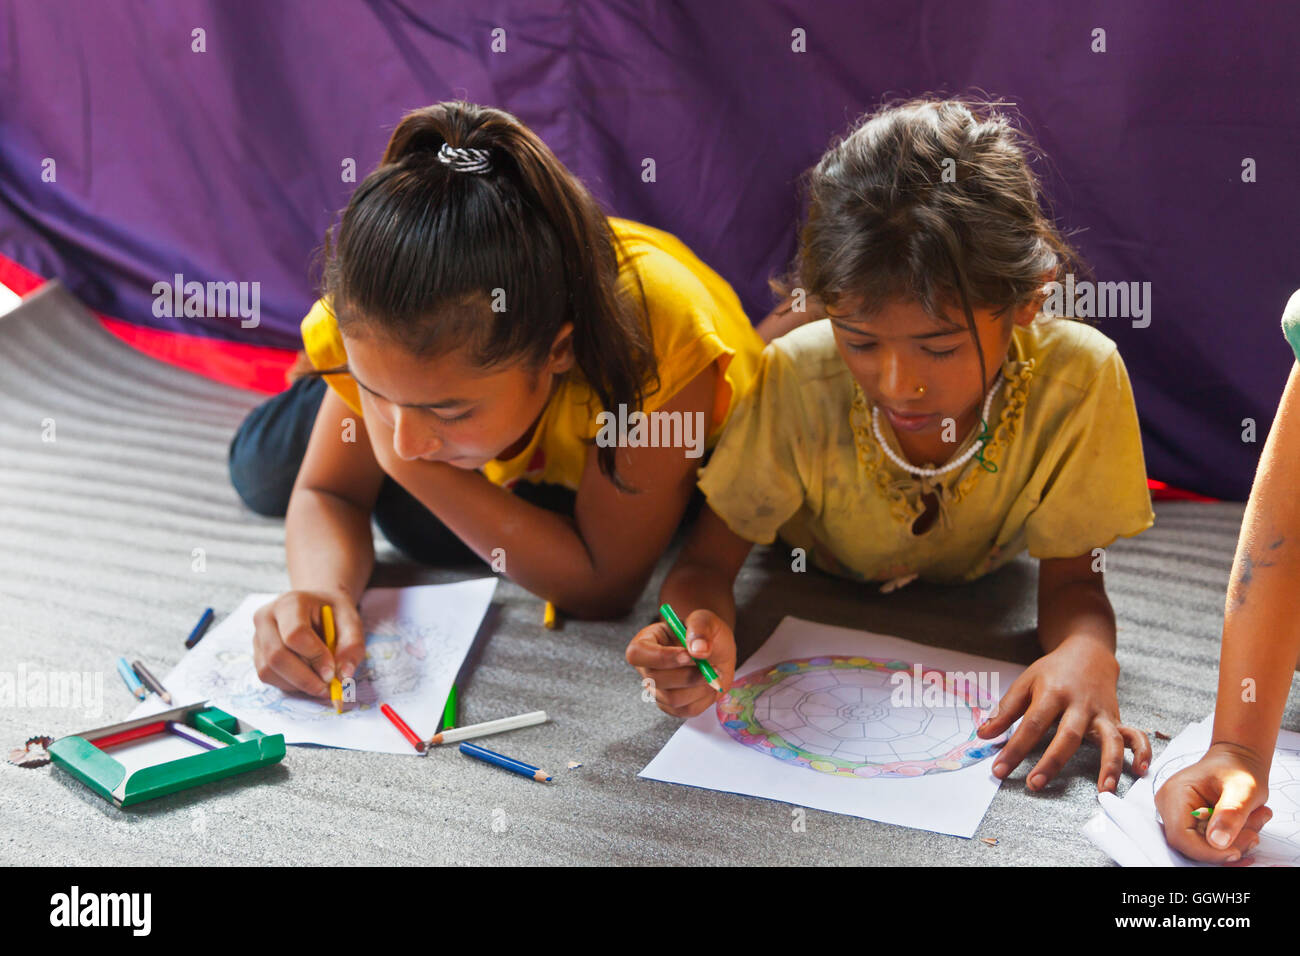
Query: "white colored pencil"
427 710 548 746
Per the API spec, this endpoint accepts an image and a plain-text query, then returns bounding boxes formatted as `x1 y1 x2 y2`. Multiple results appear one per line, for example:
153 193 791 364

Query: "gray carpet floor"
3 280 1296 866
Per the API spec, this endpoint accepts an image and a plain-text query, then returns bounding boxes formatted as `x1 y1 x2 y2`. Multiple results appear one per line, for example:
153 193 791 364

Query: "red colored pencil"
380 703 427 753
92 721 168 749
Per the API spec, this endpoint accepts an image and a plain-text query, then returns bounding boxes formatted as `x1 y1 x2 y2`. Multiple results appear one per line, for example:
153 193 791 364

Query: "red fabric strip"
0 254 296 393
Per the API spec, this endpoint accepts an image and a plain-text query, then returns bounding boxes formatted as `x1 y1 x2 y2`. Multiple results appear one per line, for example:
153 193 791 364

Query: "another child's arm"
977 552 1152 792
253 388 382 695
1155 361 1300 862
365 365 718 620
754 292 824 343
625 505 753 717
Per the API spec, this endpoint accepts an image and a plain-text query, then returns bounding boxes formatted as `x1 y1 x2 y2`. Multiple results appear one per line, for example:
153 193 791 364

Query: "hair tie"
437 143 492 175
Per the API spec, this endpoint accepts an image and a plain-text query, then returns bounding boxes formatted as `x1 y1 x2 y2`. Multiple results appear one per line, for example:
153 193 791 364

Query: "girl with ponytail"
228 102 764 696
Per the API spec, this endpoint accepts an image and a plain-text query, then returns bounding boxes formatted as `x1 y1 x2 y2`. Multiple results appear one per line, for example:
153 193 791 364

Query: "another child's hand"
625 609 736 718
1154 744 1273 863
976 636 1152 792
252 589 366 696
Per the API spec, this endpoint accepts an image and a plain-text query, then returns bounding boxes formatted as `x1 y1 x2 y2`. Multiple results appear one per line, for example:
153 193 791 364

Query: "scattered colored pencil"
659 603 722 691
167 721 220 751
442 684 458 730
131 659 172 703
458 741 552 783
428 710 549 746
116 656 147 700
543 601 558 629
322 604 343 714
185 607 215 648
380 703 427 753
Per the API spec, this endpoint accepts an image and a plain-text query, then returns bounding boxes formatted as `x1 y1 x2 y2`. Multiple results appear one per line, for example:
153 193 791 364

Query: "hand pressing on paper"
252 589 366 697
1154 745 1273 864
975 635 1152 793
626 608 736 718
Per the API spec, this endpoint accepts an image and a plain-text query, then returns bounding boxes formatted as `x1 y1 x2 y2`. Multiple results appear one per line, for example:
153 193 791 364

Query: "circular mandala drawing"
717 656 1005 778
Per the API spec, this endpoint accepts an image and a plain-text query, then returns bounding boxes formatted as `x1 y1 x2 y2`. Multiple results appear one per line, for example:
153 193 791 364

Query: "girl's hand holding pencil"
252 589 366 699
626 606 736 718
1154 745 1274 864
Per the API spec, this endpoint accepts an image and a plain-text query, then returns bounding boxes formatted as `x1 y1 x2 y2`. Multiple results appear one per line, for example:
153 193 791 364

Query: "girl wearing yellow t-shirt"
227 101 762 697
627 98 1156 794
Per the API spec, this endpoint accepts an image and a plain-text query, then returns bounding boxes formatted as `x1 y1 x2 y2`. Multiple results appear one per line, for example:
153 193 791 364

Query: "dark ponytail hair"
314 101 656 487
781 96 1085 396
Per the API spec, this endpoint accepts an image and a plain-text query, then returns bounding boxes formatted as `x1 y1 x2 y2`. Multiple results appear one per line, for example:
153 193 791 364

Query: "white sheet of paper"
131 580 497 754
1088 714 1300 867
1084 796 1156 866
101 731 216 776
639 616 1025 838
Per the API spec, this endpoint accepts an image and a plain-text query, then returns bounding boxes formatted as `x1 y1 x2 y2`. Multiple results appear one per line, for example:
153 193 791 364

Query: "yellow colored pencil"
543 601 558 629
322 604 343 714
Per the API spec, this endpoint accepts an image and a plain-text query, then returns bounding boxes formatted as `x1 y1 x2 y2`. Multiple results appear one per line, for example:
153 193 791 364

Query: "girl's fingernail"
986 704 999 721
1104 776 1116 791
678 653 690 665
319 666 334 682
993 763 1005 778
1030 774 1046 789
689 639 707 655
1209 828 1231 848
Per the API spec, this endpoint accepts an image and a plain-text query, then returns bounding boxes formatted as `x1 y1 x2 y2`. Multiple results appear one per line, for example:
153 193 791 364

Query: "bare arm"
364 365 720 619
980 551 1151 791
1213 361 1300 762
623 502 754 718
1037 552 1116 657
252 387 385 696
658 503 754 629
286 387 385 603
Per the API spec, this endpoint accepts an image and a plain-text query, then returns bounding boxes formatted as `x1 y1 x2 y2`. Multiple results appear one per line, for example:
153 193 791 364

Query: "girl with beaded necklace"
627 97 1156 795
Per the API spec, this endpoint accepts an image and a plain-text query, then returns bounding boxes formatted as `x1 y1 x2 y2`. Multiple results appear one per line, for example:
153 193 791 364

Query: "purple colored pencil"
166 721 220 751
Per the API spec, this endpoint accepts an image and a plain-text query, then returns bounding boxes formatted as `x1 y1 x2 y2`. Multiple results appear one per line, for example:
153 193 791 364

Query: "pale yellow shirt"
697 317 1155 583
301 218 765 491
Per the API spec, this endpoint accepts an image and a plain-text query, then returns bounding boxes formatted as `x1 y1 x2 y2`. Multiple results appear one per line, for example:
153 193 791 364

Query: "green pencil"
1191 807 1214 819
659 603 722 692
442 684 458 730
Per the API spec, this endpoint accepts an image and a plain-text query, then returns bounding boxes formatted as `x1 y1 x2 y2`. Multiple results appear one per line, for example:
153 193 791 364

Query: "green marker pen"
443 684 458 731
659 603 722 692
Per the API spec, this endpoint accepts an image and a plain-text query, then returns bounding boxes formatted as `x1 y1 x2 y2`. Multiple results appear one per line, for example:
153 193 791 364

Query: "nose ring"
915 384 927 396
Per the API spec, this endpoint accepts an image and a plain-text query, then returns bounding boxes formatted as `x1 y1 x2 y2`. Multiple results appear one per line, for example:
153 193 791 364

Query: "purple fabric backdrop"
1 0 1297 499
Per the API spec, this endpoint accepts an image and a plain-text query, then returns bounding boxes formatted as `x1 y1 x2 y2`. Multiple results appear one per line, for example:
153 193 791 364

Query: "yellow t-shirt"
697 317 1155 583
301 217 765 491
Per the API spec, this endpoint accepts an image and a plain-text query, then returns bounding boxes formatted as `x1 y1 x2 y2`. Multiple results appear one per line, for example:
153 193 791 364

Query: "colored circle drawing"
717 656 1005 778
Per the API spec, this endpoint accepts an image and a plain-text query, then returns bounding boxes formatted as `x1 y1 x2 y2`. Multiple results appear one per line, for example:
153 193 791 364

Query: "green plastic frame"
49 701 285 807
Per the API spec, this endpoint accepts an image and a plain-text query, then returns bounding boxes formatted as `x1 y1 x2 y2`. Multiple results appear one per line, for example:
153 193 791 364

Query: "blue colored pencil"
458 741 553 783
185 607 215 648
116 657 146 700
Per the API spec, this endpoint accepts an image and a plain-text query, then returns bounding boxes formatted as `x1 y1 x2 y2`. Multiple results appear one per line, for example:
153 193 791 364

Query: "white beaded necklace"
871 371 1004 479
